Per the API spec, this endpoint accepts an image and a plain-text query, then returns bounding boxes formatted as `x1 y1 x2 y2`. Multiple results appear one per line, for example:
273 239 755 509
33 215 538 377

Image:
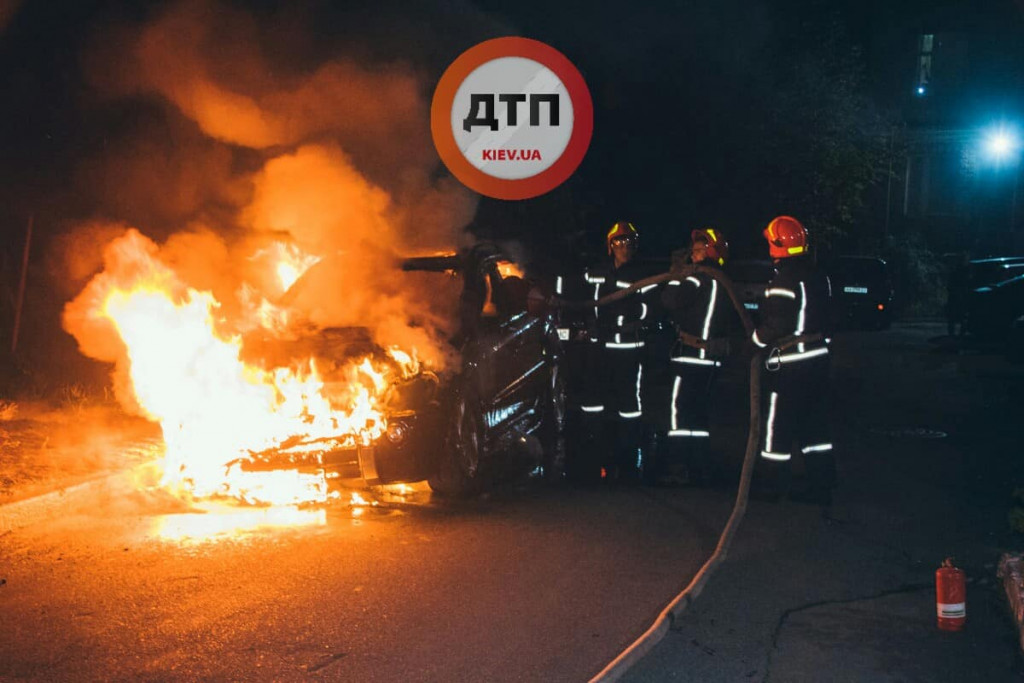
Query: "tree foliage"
751 12 892 254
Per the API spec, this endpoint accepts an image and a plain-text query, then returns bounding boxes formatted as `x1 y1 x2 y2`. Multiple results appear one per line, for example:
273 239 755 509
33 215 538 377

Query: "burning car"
232 243 567 497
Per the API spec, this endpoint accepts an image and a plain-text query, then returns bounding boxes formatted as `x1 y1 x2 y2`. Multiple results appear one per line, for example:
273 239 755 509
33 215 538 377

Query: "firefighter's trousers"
578 341 645 476
757 352 834 493
661 354 718 479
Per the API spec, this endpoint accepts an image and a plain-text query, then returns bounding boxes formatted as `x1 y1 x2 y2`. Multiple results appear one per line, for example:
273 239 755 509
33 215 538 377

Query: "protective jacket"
584 259 658 348
752 254 834 474
752 255 832 361
661 262 732 364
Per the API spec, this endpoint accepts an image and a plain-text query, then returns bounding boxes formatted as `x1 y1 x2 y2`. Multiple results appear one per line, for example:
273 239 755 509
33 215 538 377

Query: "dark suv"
827 256 894 330
237 243 566 497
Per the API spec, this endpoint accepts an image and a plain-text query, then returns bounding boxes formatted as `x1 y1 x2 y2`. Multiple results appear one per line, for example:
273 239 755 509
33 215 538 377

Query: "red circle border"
431 37 594 200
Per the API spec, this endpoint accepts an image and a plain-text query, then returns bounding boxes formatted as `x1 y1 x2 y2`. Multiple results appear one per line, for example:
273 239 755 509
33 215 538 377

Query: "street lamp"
980 124 1021 233
983 125 1020 164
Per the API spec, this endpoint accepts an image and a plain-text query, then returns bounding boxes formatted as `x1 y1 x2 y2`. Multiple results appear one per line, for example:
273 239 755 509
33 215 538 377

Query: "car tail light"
878 304 885 311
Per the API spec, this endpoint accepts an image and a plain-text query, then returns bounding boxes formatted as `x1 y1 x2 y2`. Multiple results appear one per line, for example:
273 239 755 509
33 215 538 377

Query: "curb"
998 553 1024 652
0 468 140 534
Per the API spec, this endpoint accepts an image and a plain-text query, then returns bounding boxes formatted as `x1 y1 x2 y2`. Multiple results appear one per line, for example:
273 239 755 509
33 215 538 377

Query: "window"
916 34 934 95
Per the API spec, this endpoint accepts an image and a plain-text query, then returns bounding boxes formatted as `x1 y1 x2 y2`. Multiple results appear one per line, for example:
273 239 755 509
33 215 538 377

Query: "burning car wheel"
540 360 567 480
428 389 485 497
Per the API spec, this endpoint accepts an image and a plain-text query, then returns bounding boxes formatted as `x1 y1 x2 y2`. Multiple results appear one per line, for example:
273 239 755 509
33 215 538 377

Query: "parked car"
236 243 567 497
966 271 1024 339
826 256 894 330
1007 314 1024 362
961 256 1024 289
725 259 775 325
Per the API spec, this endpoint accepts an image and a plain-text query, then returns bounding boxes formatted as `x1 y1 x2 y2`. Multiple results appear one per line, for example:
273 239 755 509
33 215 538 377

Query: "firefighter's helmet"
763 216 808 259
606 221 638 254
691 228 729 266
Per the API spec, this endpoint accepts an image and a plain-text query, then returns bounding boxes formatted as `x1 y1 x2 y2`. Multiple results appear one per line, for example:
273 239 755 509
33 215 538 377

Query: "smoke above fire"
62 0 487 411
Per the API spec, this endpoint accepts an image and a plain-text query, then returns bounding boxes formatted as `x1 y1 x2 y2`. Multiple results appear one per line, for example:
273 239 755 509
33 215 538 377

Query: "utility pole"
11 213 33 355
884 125 898 240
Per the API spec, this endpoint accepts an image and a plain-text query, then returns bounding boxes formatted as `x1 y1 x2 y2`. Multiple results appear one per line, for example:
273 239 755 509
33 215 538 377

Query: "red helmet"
691 228 729 266
606 221 638 253
763 216 808 259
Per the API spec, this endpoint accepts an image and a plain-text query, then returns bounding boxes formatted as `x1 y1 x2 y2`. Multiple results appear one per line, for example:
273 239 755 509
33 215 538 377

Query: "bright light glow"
984 127 1020 161
916 86 926 96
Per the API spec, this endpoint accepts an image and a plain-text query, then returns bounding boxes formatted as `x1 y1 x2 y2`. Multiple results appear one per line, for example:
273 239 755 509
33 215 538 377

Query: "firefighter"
658 228 732 485
578 221 657 481
751 216 835 504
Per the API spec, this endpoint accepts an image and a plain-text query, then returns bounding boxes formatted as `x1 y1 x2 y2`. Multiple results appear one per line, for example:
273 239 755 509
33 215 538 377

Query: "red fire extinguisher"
936 557 966 631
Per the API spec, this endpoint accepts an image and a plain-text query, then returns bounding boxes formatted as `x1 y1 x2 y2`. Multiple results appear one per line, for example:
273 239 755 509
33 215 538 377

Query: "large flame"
73 229 413 506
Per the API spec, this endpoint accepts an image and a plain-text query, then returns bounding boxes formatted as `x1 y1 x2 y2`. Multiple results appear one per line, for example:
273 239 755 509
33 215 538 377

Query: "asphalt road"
625 322 1024 682
0 476 734 681
2 322 1023 682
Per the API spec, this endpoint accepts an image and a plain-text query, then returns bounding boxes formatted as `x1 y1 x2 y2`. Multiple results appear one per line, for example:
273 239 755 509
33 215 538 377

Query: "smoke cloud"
60 0 490 408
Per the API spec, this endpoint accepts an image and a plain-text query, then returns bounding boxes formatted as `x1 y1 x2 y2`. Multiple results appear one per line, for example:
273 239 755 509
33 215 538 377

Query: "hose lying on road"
587 348 762 682
550 266 793 682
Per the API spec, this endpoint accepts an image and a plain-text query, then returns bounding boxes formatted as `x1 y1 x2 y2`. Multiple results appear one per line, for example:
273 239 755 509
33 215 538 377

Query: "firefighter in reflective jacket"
658 228 732 485
751 216 835 504
579 221 657 480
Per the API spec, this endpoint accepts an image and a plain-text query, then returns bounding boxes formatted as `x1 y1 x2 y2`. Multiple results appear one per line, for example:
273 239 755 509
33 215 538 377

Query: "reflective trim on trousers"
765 391 779 453
670 375 681 432
634 362 643 416
668 429 710 437
671 356 720 367
619 410 642 419
580 405 604 413
605 341 645 349
761 451 791 461
802 443 833 453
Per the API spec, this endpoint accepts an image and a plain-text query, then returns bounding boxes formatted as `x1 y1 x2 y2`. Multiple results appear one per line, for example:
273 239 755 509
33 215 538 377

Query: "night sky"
0 0 1023 384
2 1 1023 252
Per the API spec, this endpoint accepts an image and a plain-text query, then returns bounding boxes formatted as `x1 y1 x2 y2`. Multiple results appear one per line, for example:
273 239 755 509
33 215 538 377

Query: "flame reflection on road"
152 502 327 543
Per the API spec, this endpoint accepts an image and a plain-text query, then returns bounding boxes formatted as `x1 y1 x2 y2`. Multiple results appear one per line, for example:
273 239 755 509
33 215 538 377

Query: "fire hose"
550 266 816 682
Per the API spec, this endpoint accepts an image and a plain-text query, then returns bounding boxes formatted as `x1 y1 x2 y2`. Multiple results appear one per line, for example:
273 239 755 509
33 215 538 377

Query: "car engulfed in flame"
230 325 446 487
231 243 567 497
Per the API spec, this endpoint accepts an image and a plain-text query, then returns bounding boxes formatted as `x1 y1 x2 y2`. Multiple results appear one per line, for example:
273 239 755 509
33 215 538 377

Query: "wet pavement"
1 322 1023 681
624 322 1024 682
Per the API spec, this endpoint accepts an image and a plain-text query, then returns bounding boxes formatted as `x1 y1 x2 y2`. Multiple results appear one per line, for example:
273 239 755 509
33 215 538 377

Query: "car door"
473 269 549 440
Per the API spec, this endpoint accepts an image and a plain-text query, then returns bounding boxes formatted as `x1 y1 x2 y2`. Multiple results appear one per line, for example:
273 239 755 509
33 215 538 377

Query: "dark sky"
1 0 1023 269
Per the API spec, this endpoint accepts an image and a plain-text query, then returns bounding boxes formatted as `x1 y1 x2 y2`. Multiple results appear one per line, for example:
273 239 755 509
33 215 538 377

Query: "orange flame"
497 260 524 279
76 229 413 506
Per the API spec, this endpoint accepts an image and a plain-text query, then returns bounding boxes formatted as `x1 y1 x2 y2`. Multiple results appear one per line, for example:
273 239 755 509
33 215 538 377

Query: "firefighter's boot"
655 437 690 486
751 459 789 502
795 450 836 506
571 412 608 483
611 419 643 483
686 438 713 488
